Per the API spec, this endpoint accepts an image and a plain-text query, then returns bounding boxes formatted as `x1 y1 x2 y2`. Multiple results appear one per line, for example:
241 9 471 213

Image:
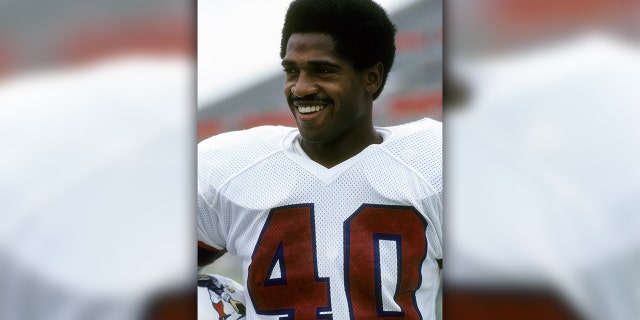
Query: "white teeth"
297 105 325 114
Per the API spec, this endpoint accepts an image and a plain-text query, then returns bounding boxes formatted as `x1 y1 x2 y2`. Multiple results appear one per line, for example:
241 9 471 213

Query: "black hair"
280 0 397 100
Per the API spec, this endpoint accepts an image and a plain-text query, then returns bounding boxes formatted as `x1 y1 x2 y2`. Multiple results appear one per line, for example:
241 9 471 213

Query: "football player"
197 0 442 318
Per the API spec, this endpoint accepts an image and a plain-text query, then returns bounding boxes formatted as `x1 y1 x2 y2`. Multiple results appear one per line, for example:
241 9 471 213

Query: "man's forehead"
286 33 336 53
284 33 341 62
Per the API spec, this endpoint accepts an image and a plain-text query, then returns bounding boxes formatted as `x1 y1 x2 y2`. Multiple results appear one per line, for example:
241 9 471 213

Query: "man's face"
282 33 369 144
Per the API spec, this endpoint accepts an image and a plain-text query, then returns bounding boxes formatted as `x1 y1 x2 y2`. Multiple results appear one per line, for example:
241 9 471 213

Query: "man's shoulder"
198 125 296 187
381 118 442 186
382 117 442 151
198 125 296 161
199 125 295 150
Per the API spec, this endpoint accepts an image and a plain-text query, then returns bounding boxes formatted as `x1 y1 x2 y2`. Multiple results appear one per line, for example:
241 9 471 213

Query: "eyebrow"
281 60 295 68
281 60 341 70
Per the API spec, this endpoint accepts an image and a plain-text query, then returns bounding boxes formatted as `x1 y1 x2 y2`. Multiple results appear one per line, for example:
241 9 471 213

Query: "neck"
300 125 382 168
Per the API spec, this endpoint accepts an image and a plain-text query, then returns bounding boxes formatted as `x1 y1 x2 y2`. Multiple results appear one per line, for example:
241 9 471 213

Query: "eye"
317 68 333 74
282 67 299 74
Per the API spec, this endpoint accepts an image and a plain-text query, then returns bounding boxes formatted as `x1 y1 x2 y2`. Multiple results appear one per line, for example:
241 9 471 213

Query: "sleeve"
431 186 443 260
197 192 227 251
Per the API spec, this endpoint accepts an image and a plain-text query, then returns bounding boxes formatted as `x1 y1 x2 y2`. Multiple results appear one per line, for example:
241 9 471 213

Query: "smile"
297 105 326 114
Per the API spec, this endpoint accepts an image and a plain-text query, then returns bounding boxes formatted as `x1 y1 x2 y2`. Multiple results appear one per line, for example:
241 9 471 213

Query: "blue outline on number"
374 233 405 318
247 205 294 319
265 240 287 287
247 203 332 319
344 203 427 320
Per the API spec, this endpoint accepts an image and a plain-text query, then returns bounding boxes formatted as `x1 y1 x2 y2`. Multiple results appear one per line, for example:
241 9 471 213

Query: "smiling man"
282 32 383 168
198 0 442 318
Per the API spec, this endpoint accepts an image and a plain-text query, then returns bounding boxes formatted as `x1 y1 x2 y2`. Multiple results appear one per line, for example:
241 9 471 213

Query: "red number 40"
247 203 428 319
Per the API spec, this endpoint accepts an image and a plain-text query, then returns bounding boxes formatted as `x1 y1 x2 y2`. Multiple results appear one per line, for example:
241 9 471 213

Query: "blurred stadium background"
0 0 195 319
446 0 640 319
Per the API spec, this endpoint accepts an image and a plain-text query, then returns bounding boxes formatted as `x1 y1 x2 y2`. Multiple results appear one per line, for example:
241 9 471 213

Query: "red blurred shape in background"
389 89 442 121
198 119 225 142
445 287 580 320
395 31 428 53
61 13 193 66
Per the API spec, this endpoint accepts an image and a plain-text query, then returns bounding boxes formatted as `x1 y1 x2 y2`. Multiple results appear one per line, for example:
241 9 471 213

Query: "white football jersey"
198 118 442 319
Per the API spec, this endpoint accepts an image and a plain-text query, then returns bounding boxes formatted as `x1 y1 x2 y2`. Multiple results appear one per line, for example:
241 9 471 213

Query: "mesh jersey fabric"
198 117 442 319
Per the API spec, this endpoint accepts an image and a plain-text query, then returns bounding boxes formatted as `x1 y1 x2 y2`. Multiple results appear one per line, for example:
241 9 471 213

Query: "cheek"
338 84 363 107
283 84 292 100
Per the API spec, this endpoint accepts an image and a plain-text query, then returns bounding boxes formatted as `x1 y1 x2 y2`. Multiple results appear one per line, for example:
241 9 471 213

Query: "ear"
364 62 384 95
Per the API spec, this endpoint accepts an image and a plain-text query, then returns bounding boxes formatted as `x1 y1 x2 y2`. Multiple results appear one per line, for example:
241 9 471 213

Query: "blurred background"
445 0 640 319
0 0 195 319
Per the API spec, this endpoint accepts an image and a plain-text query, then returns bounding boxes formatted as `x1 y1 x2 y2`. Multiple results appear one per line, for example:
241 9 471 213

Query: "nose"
291 72 318 98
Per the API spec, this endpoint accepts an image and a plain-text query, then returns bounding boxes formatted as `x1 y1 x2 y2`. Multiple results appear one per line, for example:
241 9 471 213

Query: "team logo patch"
198 274 246 319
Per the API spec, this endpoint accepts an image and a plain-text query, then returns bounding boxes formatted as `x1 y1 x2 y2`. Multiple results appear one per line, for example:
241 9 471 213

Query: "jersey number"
247 204 428 319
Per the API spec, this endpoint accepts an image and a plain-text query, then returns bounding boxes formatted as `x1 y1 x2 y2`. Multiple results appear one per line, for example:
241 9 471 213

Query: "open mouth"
296 105 326 114
293 100 329 114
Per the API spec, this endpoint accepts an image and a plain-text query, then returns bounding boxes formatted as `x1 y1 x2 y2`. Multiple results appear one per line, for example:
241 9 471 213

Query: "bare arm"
198 240 226 267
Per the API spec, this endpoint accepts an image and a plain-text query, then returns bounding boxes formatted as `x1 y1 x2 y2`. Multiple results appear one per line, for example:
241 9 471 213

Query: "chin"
298 131 326 144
